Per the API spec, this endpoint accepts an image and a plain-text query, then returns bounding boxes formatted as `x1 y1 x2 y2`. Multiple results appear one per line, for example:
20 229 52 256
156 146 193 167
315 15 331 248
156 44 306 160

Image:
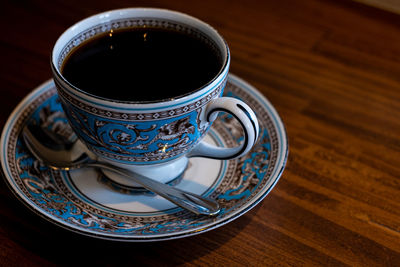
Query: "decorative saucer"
0 74 288 242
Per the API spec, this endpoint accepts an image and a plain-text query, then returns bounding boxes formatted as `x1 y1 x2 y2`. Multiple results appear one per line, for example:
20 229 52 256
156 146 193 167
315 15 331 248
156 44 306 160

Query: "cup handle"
188 97 259 160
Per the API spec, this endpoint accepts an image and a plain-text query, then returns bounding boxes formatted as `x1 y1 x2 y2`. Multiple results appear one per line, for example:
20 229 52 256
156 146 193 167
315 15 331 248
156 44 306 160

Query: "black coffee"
61 27 222 102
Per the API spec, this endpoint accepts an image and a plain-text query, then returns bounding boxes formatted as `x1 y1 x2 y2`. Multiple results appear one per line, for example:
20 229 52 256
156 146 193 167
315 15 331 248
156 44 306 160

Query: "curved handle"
86 162 220 216
189 97 259 160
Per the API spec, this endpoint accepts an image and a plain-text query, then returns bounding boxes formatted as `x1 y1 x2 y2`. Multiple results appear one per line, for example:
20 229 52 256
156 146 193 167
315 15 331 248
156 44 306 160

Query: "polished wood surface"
1 0 400 266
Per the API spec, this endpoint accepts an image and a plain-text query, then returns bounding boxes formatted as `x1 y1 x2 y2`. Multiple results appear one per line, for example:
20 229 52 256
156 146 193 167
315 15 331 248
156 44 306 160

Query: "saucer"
0 74 288 241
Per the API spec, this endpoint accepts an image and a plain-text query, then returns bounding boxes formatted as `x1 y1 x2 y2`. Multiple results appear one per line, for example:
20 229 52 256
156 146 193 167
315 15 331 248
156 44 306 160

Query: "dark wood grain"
1 0 400 266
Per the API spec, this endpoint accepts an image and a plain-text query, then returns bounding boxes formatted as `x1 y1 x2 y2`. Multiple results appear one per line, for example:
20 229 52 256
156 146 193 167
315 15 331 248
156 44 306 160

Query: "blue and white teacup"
51 8 259 185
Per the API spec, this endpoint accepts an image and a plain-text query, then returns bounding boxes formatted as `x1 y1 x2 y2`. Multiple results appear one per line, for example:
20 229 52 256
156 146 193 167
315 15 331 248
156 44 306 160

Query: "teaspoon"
21 123 220 216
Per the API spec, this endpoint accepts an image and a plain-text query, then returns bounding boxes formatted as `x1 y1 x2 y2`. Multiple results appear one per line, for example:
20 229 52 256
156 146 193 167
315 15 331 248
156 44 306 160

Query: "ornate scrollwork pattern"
62 103 202 163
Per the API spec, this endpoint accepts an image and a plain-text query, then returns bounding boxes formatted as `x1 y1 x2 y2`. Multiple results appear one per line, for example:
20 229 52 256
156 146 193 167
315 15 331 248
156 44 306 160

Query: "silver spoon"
21 123 220 216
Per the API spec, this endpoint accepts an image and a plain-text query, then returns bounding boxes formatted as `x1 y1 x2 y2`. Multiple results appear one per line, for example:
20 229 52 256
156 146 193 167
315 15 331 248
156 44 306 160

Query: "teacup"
51 8 259 185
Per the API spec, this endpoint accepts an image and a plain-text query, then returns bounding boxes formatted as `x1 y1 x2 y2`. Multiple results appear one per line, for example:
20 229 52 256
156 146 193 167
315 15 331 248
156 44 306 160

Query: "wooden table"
1 0 400 265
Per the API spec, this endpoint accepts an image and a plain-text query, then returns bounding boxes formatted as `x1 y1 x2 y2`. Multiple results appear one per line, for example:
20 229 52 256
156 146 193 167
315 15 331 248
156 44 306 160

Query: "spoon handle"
85 162 220 216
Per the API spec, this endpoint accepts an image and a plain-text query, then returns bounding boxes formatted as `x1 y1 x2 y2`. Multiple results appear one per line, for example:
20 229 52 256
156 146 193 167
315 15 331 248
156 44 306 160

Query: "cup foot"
97 167 186 195
98 156 189 188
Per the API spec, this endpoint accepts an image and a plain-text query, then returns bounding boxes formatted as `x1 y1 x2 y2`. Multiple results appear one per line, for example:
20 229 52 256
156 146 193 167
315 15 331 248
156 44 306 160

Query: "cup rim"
51 7 230 105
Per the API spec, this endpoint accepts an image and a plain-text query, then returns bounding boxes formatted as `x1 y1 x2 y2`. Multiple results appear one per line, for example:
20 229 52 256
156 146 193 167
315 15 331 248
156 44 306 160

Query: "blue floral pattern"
1 75 287 241
55 77 224 164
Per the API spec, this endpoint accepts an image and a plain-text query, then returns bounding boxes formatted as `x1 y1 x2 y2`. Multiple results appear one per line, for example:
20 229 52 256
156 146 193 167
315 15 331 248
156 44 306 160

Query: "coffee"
61 27 222 102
